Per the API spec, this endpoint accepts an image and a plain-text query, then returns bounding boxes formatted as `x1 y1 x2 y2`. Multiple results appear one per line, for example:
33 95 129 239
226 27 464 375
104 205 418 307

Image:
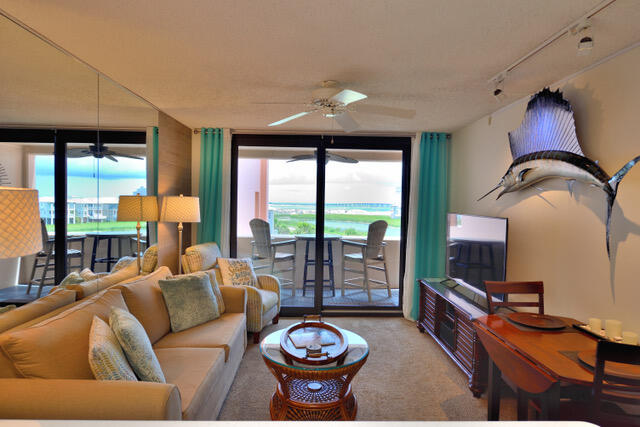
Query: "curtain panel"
197 128 224 245
403 132 449 320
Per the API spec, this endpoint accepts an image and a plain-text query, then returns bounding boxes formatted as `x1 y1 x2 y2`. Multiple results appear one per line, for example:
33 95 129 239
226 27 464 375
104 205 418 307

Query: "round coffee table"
260 325 369 421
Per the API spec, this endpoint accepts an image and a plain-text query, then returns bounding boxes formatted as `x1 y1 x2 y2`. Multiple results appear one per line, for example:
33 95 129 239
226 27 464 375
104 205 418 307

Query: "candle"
588 318 601 332
605 319 622 339
622 331 638 345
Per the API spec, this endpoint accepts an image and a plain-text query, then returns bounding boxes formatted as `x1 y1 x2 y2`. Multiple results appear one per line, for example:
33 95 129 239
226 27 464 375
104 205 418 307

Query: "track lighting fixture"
492 73 506 101
572 18 594 56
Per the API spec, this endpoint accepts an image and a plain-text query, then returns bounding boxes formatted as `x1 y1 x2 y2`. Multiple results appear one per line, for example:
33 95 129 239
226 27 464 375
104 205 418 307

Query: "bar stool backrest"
483 281 544 315
250 218 273 258
40 219 49 251
365 220 388 259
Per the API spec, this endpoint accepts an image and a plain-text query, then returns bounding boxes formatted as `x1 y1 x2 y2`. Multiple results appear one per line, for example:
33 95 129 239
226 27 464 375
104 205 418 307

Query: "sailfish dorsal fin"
507 88 584 160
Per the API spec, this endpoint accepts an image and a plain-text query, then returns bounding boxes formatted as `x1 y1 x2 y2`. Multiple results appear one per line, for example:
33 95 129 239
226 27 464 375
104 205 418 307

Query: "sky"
35 155 147 198
268 159 402 204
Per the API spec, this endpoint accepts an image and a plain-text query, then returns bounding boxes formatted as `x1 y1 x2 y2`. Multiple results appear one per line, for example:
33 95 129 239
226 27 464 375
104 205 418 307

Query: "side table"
260 326 369 420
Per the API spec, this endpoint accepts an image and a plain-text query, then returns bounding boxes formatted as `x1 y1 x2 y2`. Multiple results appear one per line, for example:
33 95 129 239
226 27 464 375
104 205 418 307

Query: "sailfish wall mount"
479 88 640 257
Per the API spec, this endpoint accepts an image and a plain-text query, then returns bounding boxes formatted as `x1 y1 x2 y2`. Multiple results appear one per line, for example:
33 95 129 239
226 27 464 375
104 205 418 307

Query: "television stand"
417 278 488 397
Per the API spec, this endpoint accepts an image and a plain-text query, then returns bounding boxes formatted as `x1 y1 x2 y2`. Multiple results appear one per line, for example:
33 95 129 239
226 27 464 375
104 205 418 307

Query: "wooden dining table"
473 313 599 421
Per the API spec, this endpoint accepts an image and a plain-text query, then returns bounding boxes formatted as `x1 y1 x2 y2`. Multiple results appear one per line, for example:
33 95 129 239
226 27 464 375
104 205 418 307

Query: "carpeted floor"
219 316 517 420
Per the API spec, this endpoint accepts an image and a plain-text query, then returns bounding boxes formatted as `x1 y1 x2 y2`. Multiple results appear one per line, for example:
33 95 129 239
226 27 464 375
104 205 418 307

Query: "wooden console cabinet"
417 278 488 397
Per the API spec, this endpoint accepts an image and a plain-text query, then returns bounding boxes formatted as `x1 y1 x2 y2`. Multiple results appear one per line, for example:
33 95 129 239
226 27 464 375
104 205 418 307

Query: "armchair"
181 241 280 343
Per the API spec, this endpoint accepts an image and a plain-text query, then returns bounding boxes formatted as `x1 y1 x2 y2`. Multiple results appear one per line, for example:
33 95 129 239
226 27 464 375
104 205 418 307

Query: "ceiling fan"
67 141 143 162
267 80 416 132
288 151 359 164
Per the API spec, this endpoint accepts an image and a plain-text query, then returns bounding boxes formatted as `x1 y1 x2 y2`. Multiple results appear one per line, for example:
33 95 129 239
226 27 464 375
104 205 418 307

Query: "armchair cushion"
216 257 257 287
181 242 221 274
255 288 278 313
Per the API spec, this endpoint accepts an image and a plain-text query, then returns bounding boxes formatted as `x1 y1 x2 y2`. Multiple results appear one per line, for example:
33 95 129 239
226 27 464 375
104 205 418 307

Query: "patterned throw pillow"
88 316 137 381
79 268 109 281
59 272 85 287
109 307 165 383
216 258 257 287
0 305 16 314
112 257 137 273
141 245 158 274
159 272 220 333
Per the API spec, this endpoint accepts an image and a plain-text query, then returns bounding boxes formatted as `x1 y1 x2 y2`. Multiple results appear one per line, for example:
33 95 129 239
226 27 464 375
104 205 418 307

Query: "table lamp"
0 187 42 260
117 194 158 274
160 194 200 274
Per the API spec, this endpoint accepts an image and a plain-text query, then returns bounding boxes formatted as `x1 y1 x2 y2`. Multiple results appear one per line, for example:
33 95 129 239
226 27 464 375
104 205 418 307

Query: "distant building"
39 196 119 225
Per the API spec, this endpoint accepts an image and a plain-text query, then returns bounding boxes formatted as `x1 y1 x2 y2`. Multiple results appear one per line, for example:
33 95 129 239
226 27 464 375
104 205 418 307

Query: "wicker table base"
269 380 358 420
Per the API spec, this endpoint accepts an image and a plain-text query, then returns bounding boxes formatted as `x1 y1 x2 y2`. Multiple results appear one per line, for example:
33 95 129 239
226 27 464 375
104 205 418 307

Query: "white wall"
450 45 640 332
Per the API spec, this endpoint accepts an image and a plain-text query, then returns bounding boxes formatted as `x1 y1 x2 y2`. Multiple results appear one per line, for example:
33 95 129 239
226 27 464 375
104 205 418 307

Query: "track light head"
492 74 506 101
573 18 594 56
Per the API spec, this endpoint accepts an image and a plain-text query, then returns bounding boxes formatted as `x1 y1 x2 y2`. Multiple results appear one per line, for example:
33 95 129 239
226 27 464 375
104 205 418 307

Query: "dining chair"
249 218 296 296
342 220 391 303
484 280 544 315
590 340 640 426
27 219 85 298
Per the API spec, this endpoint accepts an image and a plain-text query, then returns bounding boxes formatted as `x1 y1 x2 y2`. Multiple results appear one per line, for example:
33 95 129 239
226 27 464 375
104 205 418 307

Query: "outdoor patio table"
295 234 341 297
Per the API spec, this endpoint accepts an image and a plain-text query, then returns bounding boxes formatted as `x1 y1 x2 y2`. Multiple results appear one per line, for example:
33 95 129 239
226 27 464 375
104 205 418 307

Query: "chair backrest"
592 340 640 425
249 218 272 258
39 219 49 251
483 281 544 314
365 220 388 259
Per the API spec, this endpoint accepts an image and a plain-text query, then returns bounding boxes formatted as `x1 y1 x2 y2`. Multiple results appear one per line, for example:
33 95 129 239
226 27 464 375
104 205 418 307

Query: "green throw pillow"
88 316 137 381
109 307 165 383
159 272 220 333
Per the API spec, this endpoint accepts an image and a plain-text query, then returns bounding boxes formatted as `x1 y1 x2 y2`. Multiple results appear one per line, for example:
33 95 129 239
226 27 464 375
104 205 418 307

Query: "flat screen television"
446 213 508 298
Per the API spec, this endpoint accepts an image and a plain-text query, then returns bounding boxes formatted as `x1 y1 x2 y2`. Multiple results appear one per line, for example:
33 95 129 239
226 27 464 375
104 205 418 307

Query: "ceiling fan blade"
327 153 358 164
330 89 367 106
66 149 91 158
104 155 119 162
287 154 317 163
111 153 144 160
268 111 312 127
355 104 416 119
334 111 361 133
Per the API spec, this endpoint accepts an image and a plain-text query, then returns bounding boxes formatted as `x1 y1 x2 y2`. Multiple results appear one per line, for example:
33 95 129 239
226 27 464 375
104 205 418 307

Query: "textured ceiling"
1 0 640 133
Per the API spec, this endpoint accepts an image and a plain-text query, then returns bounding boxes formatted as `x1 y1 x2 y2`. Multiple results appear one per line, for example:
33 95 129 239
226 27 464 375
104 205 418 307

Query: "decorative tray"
506 312 567 330
280 315 348 366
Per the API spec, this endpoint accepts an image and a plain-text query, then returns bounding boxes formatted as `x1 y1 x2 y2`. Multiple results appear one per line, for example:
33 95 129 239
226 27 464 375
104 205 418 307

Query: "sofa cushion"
0 289 127 378
159 272 220 333
155 347 225 420
203 269 226 314
0 305 16 314
153 312 246 362
110 307 165 383
59 271 85 286
88 316 137 381
79 268 109 281
0 289 76 334
114 266 172 344
141 244 158 274
217 257 257 287
255 288 278 313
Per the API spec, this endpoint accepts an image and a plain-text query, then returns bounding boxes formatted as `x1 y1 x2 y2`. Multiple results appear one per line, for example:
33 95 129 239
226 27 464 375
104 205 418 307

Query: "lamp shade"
160 194 200 223
117 195 159 222
0 187 43 259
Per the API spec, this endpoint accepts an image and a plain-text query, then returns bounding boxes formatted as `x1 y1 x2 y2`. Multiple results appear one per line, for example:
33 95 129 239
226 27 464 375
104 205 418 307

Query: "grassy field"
46 221 144 233
274 213 398 236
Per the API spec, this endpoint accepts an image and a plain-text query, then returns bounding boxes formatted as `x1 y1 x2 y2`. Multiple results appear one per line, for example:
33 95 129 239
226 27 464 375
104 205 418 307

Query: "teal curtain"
197 128 224 244
411 132 449 319
152 126 159 242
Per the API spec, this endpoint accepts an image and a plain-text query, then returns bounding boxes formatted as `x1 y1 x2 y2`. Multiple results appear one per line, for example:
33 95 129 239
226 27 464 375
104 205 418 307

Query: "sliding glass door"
231 135 410 315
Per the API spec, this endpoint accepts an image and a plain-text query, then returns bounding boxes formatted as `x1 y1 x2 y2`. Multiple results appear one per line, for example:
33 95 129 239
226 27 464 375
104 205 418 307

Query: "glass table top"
260 325 369 371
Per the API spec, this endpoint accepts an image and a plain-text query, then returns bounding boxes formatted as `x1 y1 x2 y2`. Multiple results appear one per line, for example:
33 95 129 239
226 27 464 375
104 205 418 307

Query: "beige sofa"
0 266 247 420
